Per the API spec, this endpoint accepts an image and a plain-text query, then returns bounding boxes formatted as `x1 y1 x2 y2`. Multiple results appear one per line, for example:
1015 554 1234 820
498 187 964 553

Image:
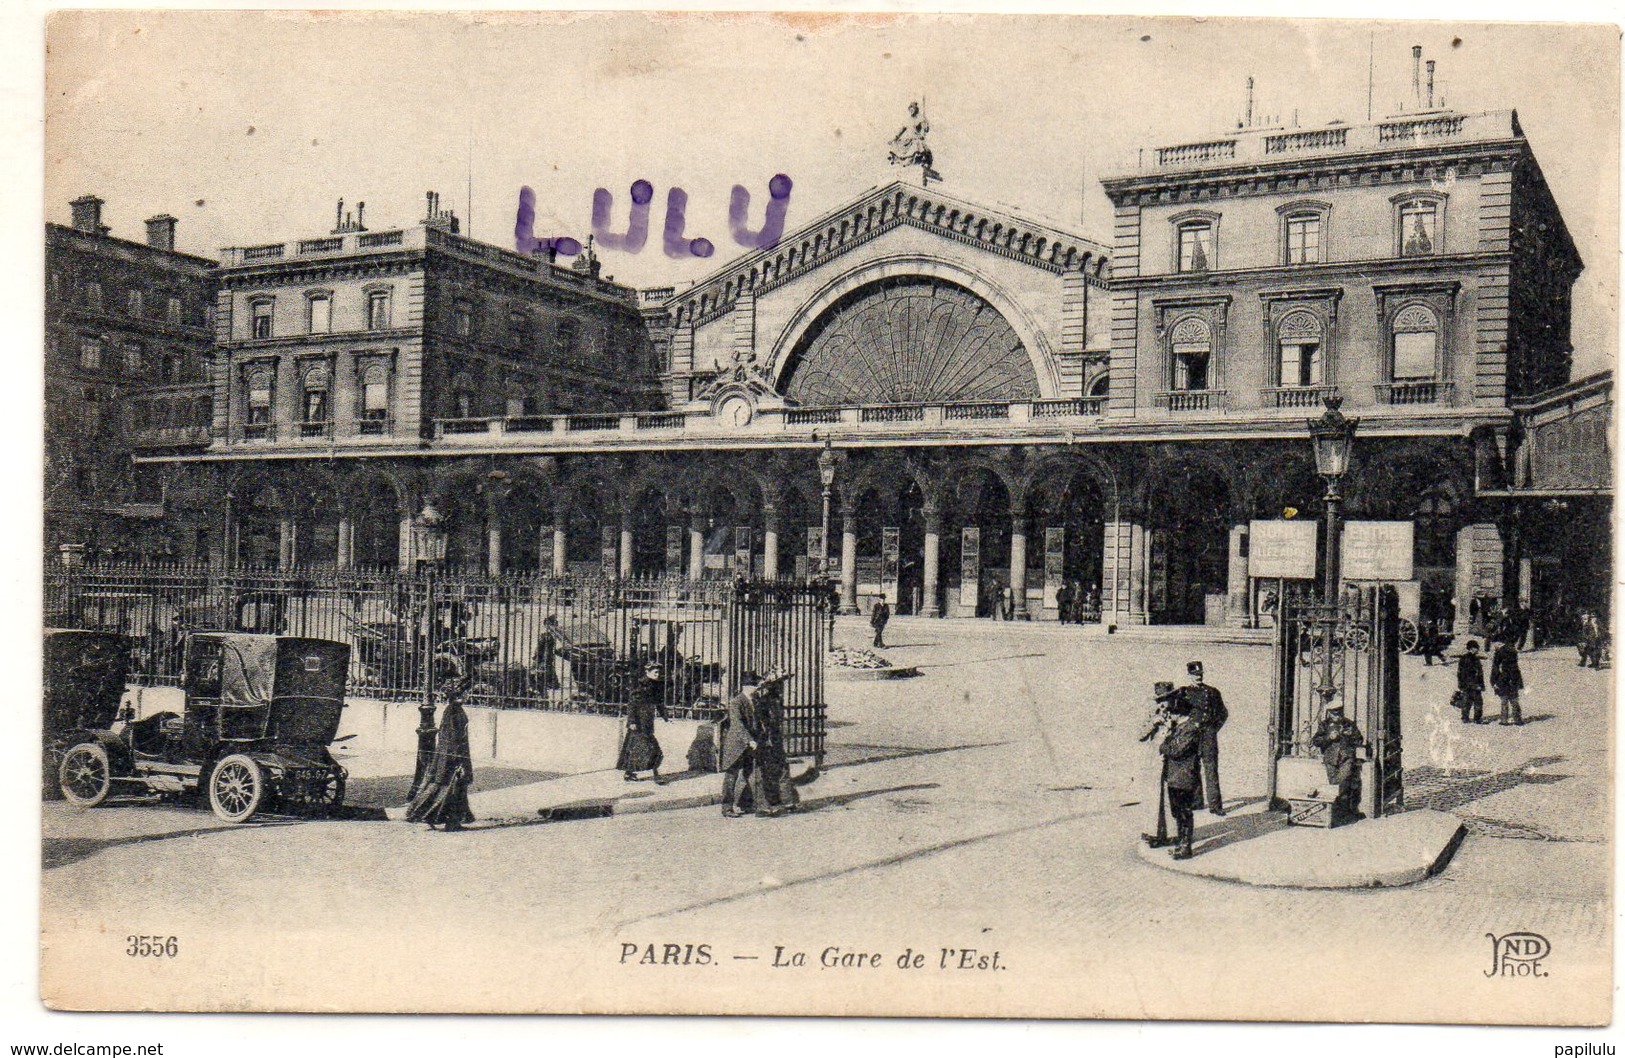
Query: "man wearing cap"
1139 681 1183 849
1456 640 1485 724
1178 660 1228 816
1310 703 1366 820
719 671 767 817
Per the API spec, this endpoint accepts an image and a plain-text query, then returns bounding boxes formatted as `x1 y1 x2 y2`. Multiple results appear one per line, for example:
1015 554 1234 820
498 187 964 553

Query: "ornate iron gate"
1268 584 1403 817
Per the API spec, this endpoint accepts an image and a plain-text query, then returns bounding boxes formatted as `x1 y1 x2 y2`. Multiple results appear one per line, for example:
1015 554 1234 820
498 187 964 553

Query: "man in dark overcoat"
718 672 766 817
1158 692 1203 860
1310 703 1365 820
1178 660 1227 816
1456 640 1486 723
1139 680 1182 848
870 598 891 649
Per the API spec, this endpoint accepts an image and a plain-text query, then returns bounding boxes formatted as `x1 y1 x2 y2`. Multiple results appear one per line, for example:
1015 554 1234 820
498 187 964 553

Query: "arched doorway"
350 476 402 569
1145 458 1234 624
943 465 1012 618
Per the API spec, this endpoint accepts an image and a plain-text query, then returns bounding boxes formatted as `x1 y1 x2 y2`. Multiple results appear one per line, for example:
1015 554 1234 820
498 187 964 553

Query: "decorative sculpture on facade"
888 101 942 186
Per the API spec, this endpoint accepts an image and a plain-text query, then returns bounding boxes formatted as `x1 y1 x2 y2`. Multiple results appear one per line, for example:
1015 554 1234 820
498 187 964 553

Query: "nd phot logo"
1484 931 1550 977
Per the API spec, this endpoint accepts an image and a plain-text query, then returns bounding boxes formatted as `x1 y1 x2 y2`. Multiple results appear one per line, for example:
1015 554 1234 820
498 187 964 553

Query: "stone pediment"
664 181 1110 331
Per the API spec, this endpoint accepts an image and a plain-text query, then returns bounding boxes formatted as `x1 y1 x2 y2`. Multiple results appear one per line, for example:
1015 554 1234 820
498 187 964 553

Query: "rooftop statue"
888 101 942 186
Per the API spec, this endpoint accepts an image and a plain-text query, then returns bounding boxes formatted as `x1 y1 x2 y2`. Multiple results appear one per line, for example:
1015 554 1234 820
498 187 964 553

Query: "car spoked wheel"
283 770 346 817
59 743 112 807
208 754 265 823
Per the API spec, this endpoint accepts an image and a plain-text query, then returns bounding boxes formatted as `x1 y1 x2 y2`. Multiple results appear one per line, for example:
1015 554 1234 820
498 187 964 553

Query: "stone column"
485 495 502 574
688 513 705 581
1009 515 1030 620
921 503 942 618
1101 516 1150 626
1454 522 1504 640
336 515 354 569
762 507 780 580
619 511 634 579
551 524 567 576
838 500 859 614
1226 521 1251 627
278 515 296 570
398 512 414 570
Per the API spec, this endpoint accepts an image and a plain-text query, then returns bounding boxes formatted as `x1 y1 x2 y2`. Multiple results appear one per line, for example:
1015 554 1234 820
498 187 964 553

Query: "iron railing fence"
46 563 831 760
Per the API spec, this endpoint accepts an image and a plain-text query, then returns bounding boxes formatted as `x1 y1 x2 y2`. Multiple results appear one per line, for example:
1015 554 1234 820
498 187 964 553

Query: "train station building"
113 99 1610 634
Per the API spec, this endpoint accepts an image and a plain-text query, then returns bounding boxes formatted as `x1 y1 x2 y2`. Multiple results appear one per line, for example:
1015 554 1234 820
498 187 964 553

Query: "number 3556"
126 935 178 957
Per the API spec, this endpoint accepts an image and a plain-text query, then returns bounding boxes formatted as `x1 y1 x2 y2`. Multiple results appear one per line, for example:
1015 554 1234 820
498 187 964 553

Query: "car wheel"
1397 618 1420 654
208 754 265 823
59 743 112 807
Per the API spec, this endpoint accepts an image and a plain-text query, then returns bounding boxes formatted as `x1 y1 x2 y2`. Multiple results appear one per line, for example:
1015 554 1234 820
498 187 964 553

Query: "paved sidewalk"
1134 803 1467 888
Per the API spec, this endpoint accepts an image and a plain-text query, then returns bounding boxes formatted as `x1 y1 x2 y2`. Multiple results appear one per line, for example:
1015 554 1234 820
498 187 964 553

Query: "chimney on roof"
144 214 178 252
1412 45 1423 110
1245 76 1254 128
1426 60 1436 109
422 189 461 234
70 195 109 236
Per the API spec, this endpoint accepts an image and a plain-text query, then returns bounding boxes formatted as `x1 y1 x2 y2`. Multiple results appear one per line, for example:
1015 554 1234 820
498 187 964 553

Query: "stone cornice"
221 251 424 287
669 181 1111 331
1102 139 1528 208
222 328 418 352
1113 251 1510 291
47 306 213 344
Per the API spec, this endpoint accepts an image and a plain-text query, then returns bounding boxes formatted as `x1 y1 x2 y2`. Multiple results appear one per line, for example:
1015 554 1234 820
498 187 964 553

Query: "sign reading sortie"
1341 521 1415 582
1247 519 1318 581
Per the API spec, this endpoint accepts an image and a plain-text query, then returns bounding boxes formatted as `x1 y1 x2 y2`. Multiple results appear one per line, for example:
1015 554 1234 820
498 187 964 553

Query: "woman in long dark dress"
406 676 475 831
617 663 669 783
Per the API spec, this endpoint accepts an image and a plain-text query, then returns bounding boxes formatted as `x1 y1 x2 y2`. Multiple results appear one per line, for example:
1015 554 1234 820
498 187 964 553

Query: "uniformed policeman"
1178 660 1228 816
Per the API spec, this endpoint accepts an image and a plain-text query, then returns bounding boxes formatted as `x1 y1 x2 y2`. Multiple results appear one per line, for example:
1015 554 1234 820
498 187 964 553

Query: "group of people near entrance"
1140 661 1227 861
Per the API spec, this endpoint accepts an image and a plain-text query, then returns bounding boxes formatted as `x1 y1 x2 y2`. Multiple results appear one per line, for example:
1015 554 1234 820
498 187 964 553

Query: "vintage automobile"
43 629 130 799
57 632 351 823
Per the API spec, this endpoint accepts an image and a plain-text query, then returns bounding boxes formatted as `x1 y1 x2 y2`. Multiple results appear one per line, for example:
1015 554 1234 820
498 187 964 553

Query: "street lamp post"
1308 396 1359 605
1308 396 1359 719
410 503 447 798
816 440 838 635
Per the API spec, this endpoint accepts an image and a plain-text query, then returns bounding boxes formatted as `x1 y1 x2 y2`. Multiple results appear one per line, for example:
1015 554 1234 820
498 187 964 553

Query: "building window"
1176 221 1214 273
85 282 103 312
1168 317 1212 390
244 368 274 440
79 337 103 371
505 394 529 418
307 294 331 334
451 371 476 419
554 318 579 358
1087 373 1110 398
453 300 472 337
160 351 181 384
167 295 182 325
301 366 331 431
123 341 146 377
1391 304 1440 379
127 290 144 317
1284 213 1322 265
1395 196 1443 257
367 290 391 330
362 379 389 419
250 299 274 339
1275 310 1324 386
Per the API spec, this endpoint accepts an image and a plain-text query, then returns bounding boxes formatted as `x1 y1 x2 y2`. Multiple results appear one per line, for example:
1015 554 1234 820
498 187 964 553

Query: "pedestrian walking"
1139 680 1182 849
1578 611 1604 669
870 598 891 649
1310 703 1365 821
617 662 670 783
1055 581 1072 626
1490 640 1525 726
1418 616 1449 666
1158 693 1204 861
1455 640 1485 724
1000 584 1015 621
718 670 791 817
1178 660 1227 816
405 671 475 832
751 669 796 814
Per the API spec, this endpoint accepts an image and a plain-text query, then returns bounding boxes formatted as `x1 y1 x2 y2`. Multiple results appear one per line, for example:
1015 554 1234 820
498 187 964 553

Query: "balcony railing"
440 417 494 435
1156 140 1237 167
636 412 686 430
240 243 286 262
1376 380 1455 406
1379 116 1464 143
860 405 925 424
1031 397 1106 418
566 413 621 432
1262 385 1338 409
1158 389 1227 413
241 422 278 441
786 407 841 425
298 237 344 255
357 230 405 248
355 416 393 437
298 420 334 439
943 402 1009 421
503 416 554 434
1264 128 1348 154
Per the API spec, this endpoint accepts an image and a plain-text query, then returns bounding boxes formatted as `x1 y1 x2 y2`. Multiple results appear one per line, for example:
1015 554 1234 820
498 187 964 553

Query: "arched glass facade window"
1276 310 1324 387
1392 304 1441 380
1168 317 1212 391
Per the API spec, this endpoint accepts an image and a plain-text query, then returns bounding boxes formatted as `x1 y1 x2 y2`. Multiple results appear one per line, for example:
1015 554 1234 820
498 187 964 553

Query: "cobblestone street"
38 617 1610 1022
